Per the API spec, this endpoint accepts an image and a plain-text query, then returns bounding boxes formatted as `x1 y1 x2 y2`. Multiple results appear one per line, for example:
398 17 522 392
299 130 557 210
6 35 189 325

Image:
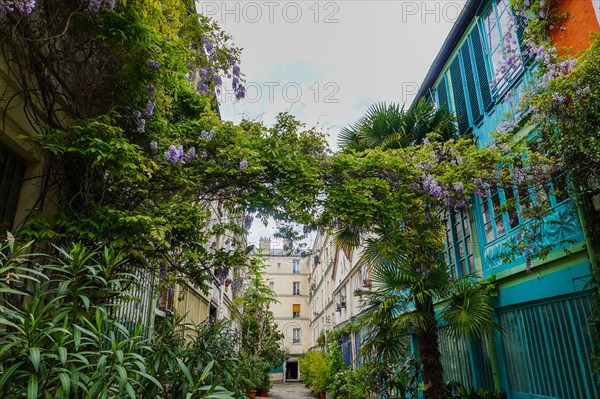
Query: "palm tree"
354 252 496 399
337 99 456 151
334 100 494 399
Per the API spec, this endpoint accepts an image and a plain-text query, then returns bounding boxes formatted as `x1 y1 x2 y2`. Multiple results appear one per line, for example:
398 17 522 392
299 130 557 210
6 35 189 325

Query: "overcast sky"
198 0 466 247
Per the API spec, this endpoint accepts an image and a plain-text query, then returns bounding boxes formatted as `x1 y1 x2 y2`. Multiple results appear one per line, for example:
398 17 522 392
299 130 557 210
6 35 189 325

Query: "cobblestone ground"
268 382 314 399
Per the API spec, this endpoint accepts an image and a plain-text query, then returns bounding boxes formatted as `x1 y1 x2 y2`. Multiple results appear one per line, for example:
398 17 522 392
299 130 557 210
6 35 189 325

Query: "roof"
411 0 484 107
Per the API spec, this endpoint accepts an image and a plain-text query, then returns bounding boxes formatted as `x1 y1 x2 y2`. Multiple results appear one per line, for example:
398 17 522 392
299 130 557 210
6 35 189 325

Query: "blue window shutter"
436 75 450 112
450 56 470 134
470 25 493 110
461 40 482 122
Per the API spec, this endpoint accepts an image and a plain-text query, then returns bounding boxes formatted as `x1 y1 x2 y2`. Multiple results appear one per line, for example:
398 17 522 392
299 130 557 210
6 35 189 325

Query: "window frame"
480 0 525 97
292 328 301 344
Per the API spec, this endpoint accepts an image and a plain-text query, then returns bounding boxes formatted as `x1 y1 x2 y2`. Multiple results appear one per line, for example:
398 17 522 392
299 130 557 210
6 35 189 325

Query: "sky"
197 0 466 248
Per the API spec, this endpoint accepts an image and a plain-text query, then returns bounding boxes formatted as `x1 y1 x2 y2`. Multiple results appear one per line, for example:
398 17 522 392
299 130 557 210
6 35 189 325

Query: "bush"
299 350 328 396
328 367 369 399
0 239 236 399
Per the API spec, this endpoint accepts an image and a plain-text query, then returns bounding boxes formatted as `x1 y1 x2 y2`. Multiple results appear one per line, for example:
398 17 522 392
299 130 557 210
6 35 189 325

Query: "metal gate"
498 293 598 399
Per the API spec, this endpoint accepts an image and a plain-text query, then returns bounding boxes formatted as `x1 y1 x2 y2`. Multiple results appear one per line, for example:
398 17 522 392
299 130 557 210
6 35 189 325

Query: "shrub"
0 238 235 399
299 350 328 396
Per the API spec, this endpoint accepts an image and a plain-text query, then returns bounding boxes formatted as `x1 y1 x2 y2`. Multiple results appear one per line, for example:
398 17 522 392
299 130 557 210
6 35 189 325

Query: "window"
292 328 301 344
443 208 475 278
480 174 569 244
482 0 524 94
293 282 300 295
277 262 281 268
269 281 274 291
0 142 26 230
353 270 361 292
292 304 301 318
292 259 300 274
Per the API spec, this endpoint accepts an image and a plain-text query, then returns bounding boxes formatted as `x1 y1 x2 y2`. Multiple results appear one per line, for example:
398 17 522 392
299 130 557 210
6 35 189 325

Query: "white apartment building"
307 231 372 366
258 238 311 382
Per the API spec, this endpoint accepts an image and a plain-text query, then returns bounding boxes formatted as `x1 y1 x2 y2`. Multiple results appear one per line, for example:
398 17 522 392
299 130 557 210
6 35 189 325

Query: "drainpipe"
486 331 503 395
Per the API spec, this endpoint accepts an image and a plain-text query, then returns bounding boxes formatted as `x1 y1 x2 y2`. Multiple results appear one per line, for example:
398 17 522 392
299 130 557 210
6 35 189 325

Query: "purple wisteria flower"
422 175 445 199
146 60 160 69
199 68 209 79
137 118 146 133
14 0 35 14
200 129 216 140
235 85 246 101
233 65 240 77
213 75 222 86
144 101 154 118
164 145 184 165
150 141 158 154
452 182 464 194
204 42 214 53
183 147 196 162
88 0 101 13
86 0 114 13
552 92 566 103
147 84 155 100
239 158 249 170
196 81 208 95
133 110 141 119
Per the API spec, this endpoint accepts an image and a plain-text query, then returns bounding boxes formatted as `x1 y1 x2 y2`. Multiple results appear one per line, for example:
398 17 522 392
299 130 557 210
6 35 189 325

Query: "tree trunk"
416 295 444 399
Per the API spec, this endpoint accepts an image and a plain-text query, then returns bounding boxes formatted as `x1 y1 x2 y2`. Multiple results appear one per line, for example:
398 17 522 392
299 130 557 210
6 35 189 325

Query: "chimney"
259 237 271 255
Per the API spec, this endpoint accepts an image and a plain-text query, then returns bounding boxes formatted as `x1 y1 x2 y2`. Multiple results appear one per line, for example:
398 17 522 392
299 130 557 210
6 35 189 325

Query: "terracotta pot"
260 390 267 397
320 392 325 399
248 390 257 399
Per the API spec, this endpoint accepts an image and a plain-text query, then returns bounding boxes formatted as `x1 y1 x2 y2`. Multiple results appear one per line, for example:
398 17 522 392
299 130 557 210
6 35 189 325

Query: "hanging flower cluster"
0 0 36 15
189 37 245 101
163 145 196 165
87 0 115 13
489 14 522 90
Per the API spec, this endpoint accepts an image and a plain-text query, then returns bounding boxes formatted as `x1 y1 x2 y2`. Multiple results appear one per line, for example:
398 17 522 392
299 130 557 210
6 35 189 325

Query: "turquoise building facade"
412 0 599 397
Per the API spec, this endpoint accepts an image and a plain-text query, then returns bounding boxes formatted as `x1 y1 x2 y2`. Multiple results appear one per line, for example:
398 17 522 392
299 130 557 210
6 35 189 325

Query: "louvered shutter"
436 75 449 112
449 56 470 134
461 40 482 122
471 25 493 110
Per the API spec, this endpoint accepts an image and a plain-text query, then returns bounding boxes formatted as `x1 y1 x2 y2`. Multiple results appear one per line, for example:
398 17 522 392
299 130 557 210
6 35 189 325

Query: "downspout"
574 198 600 296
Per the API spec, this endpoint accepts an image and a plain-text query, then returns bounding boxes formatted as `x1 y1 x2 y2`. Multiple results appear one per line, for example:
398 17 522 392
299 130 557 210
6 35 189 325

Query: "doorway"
286 361 299 380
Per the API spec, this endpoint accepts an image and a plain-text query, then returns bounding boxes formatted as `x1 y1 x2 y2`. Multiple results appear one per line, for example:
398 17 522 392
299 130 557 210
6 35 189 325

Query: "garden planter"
320 392 325 399
248 390 257 399
260 390 267 397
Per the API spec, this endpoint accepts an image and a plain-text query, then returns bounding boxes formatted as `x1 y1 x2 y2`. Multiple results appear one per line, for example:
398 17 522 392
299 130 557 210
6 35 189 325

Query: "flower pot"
320 392 325 399
260 390 267 397
248 390 257 399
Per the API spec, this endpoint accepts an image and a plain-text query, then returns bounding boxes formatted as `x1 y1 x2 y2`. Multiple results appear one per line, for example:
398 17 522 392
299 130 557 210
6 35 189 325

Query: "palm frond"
333 225 361 254
440 277 497 338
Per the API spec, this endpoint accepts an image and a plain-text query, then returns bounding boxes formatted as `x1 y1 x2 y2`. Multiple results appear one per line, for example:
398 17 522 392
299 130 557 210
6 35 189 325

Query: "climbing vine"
0 1 327 290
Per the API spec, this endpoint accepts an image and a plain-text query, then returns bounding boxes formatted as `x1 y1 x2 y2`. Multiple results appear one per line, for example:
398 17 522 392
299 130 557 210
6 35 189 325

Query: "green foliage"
0 239 235 399
298 350 328 396
234 259 286 391
328 367 369 399
325 344 346 393
337 99 456 151
3 0 328 293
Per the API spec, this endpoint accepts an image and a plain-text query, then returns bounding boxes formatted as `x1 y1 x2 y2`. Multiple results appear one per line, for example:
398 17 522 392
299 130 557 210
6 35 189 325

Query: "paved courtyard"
268 383 314 399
